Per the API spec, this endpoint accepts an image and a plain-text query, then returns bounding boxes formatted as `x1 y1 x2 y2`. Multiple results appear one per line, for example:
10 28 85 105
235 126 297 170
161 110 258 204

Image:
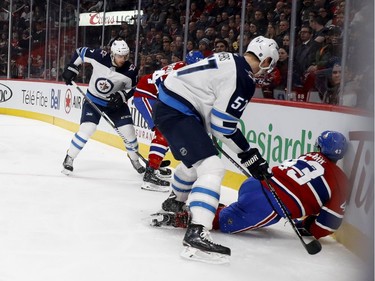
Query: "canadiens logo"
95 78 114 94
65 89 72 113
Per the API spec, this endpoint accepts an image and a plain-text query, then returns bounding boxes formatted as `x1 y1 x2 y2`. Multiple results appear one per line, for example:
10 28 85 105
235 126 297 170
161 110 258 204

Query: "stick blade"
305 240 322 255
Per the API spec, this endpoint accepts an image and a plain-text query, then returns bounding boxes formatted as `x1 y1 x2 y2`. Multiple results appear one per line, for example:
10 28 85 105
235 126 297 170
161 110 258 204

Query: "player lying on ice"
152 130 349 243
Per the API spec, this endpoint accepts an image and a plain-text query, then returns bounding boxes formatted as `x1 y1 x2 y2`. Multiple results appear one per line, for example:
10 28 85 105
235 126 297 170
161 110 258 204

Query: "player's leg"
218 177 281 233
133 96 170 189
153 101 230 256
109 103 145 174
62 100 100 174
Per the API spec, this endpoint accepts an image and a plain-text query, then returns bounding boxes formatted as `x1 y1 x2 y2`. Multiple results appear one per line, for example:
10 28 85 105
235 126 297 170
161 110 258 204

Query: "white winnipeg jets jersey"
70 47 138 103
160 52 256 148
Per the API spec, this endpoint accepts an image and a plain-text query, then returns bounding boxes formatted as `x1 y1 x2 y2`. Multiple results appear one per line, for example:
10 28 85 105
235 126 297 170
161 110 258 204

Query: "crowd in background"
0 0 373 109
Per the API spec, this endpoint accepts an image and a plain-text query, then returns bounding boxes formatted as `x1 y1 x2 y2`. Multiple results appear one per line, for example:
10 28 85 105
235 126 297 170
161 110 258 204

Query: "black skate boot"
141 166 170 192
128 155 146 174
157 167 172 179
182 224 231 257
61 154 74 175
162 191 187 212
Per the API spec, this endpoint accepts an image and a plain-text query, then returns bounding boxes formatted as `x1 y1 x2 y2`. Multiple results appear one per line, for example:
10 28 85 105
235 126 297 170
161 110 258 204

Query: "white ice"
0 115 369 281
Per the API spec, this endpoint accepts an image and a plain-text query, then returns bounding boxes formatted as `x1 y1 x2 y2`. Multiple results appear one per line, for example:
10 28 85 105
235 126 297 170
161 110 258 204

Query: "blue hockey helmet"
315 130 347 161
185 50 204 65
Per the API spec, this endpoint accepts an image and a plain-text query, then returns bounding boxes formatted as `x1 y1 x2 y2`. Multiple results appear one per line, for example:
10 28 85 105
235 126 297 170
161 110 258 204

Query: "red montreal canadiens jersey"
266 152 348 239
134 61 186 100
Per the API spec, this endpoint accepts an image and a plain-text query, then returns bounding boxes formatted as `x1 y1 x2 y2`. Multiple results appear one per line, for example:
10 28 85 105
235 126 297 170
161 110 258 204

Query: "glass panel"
1 0 373 112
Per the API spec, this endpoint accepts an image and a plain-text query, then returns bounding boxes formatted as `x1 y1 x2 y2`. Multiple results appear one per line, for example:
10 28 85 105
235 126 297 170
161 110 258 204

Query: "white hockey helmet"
246 36 279 73
111 40 130 57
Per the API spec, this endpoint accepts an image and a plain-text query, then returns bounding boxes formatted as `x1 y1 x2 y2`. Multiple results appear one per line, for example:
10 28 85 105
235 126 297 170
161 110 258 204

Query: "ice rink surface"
0 115 370 281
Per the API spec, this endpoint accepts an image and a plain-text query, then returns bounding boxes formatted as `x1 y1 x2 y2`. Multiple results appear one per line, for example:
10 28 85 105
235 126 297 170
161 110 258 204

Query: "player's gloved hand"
294 215 317 236
238 148 272 180
62 63 79 85
107 90 127 110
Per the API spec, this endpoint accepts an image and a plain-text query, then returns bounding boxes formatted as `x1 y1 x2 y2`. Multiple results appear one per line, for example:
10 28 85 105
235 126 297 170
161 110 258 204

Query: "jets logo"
95 78 114 94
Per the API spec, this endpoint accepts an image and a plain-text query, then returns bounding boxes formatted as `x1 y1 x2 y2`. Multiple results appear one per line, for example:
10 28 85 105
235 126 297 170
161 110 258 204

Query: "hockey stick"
212 136 322 255
70 81 170 168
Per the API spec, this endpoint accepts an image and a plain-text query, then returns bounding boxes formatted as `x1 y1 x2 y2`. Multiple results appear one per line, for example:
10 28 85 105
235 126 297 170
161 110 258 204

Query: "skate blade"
141 183 170 193
149 212 173 227
61 168 72 175
180 246 230 264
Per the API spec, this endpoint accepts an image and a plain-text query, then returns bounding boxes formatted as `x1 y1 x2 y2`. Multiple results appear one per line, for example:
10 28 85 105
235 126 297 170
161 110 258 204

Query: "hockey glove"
238 148 272 180
107 90 127 110
62 63 79 85
294 215 317 236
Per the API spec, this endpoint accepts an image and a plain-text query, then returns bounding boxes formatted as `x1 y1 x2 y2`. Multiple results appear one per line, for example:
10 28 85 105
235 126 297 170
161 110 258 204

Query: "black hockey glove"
62 63 79 85
107 90 127 110
294 215 317 236
238 148 272 180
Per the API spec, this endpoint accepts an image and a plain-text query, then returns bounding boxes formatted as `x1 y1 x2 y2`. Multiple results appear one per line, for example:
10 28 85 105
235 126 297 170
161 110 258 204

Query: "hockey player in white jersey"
152 36 279 263
61 39 145 175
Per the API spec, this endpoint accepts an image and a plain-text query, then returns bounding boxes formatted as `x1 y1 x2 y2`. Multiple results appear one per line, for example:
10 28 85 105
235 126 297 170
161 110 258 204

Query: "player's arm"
295 177 347 240
61 47 98 85
307 197 346 240
211 93 271 180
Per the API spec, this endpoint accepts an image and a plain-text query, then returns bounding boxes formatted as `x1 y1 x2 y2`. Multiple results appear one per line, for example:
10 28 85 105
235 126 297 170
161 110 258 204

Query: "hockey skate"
141 167 170 192
149 210 190 228
128 155 146 174
181 224 231 264
162 191 187 212
156 166 173 179
61 154 74 175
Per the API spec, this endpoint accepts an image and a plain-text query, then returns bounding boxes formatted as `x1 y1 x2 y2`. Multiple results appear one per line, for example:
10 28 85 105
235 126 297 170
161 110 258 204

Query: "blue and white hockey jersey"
159 52 256 153
70 47 138 106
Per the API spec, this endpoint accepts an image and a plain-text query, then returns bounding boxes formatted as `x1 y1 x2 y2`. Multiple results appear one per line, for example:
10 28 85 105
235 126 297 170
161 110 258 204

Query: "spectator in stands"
282 3 292 22
320 62 342 104
147 4 166 31
225 0 240 16
211 0 227 18
195 28 206 45
299 0 315 26
272 1 284 23
189 2 202 22
186 39 196 53
205 26 217 41
198 37 213 57
196 12 211 31
275 47 289 93
275 20 289 47
299 26 343 100
293 25 316 87
162 39 172 60
309 15 328 45
249 23 260 37
169 19 183 39
18 5 31 30
265 23 277 39
187 21 198 41
202 0 216 17
253 9 268 35
318 7 333 26
219 24 230 39
260 67 282 99
213 38 229 52
282 33 290 49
